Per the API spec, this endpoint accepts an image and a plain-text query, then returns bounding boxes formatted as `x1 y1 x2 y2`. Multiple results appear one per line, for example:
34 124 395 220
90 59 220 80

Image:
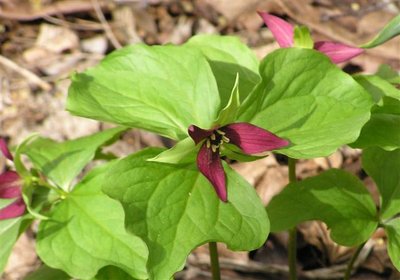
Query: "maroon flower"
258 12 364 64
0 139 26 220
188 123 289 202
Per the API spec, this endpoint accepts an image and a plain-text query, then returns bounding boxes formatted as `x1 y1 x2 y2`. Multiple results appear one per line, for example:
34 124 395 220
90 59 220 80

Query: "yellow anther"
216 129 225 135
222 136 230 143
211 145 218 153
210 133 216 140
206 139 211 148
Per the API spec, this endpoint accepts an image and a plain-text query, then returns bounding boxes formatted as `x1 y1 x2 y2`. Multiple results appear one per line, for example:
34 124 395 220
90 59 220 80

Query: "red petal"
197 143 227 202
258 12 294 48
0 197 26 220
314 41 364 64
222 123 289 154
0 171 21 198
188 125 214 145
0 138 13 161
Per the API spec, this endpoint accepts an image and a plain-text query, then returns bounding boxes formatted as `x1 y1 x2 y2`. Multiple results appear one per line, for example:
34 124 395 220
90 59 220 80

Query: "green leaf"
362 147 400 219
0 218 22 273
266 169 378 246
362 14 400 48
352 97 400 150
91 266 135 280
376 64 400 84
215 73 240 126
36 164 148 280
148 137 196 164
293 26 314 49
384 218 400 271
22 127 126 191
186 35 260 107
24 265 70 280
354 74 400 102
67 44 220 140
103 148 269 280
239 48 373 159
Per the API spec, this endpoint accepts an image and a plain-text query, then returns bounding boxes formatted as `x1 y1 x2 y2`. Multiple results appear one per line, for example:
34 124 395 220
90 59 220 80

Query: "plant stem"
209 242 221 280
288 157 297 280
344 242 366 280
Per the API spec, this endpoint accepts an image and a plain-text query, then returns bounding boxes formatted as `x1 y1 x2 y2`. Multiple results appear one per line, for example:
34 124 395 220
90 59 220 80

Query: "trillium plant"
1 12 400 280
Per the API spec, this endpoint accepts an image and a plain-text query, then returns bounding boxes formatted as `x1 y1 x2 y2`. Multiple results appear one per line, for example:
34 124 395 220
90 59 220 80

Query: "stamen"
210 134 216 140
206 139 211 148
222 136 230 143
211 145 218 153
216 129 225 135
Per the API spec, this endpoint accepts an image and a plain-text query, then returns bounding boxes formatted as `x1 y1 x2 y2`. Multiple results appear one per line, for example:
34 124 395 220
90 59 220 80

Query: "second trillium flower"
189 123 289 202
258 12 364 64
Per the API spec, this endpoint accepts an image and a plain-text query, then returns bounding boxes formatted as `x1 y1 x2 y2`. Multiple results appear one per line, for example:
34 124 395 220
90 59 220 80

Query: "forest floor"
0 0 399 279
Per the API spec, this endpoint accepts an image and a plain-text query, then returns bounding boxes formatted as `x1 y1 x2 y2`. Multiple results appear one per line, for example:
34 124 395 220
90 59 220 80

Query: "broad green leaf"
352 97 400 150
67 44 220 140
293 26 314 49
362 147 400 219
384 218 400 271
376 64 400 84
24 265 70 280
362 14 400 48
36 165 148 280
103 148 269 280
91 266 135 280
148 137 196 164
215 73 240 126
0 218 21 273
354 74 400 102
22 127 125 191
239 48 373 159
267 169 378 246
186 35 260 107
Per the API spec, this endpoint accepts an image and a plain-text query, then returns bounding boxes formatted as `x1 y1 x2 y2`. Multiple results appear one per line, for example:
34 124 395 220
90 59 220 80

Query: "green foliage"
267 169 378 246
384 218 400 271
67 44 221 140
22 127 126 191
239 48 373 158
24 265 70 280
103 148 269 279
362 147 400 219
36 165 148 279
0 218 22 273
352 97 400 150
186 35 260 107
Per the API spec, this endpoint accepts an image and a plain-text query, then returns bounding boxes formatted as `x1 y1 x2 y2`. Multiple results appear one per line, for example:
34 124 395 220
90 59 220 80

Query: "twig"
0 0 108 21
0 55 51 91
43 15 104 31
91 0 122 49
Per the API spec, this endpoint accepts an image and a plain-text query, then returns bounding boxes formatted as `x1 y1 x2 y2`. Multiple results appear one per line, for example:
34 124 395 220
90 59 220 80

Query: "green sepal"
293 26 314 49
214 73 240 126
148 137 197 164
362 14 400 48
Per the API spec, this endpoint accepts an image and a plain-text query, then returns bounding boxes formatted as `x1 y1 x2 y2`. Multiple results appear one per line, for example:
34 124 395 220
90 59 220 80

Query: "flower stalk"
209 242 221 280
288 157 297 280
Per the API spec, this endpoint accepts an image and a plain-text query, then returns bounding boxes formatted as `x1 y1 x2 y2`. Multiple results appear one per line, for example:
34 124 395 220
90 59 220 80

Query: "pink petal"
188 125 214 145
0 138 13 161
258 12 294 48
197 143 227 202
0 171 21 198
222 123 289 154
0 197 26 220
314 41 364 64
